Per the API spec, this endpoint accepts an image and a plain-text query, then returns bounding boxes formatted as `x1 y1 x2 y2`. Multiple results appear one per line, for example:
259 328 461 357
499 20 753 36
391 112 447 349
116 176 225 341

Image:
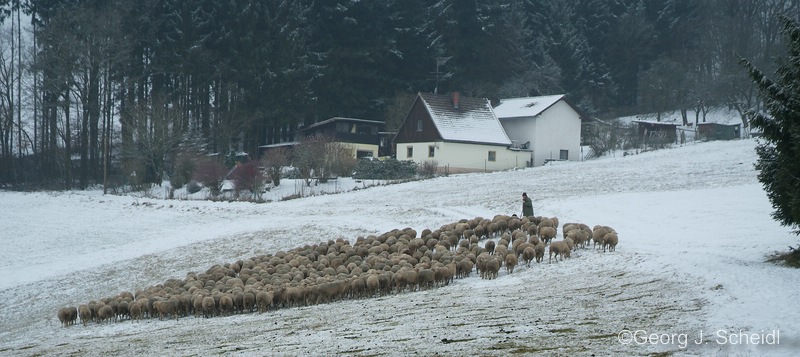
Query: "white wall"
499 100 582 166
396 141 531 172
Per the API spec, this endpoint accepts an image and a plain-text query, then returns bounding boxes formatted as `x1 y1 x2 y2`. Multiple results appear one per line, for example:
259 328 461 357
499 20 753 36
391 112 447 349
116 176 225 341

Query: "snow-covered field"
1 138 797 356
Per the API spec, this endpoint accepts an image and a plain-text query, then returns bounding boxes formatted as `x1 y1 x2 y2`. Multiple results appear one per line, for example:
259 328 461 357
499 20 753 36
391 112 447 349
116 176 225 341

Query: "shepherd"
522 192 534 217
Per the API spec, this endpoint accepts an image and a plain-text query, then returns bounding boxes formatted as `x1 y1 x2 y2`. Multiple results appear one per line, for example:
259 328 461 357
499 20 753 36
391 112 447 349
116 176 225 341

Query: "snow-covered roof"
631 119 680 126
419 92 511 145
493 94 566 119
301 117 384 131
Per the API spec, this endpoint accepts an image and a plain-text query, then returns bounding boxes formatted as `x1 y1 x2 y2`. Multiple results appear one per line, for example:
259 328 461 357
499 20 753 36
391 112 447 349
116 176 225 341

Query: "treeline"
0 0 797 189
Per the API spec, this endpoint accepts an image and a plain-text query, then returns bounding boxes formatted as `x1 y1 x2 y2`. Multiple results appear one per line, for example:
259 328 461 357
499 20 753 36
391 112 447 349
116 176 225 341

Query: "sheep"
365 274 380 296
97 305 115 323
79 305 91 326
564 237 575 251
65 218 624 328
348 277 366 299
567 229 589 249
473 225 485 239
57 306 77 327
202 296 216 317
395 268 418 293
484 257 500 279
129 301 142 322
192 296 204 318
514 242 532 259
485 240 496 255
219 295 234 316
522 246 535 267
476 252 491 278
527 224 538 238
534 242 545 263
538 218 555 232
505 253 518 274
256 291 273 313
539 226 557 245
436 263 456 286
456 259 473 278
603 232 619 252
243 291 256 313
549 241 568 263
117 301 130 321
593 226 615 249
416 268 435 290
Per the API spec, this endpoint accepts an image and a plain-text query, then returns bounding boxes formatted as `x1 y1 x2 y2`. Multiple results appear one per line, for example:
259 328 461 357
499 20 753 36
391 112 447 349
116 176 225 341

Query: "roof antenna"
432 56 451 94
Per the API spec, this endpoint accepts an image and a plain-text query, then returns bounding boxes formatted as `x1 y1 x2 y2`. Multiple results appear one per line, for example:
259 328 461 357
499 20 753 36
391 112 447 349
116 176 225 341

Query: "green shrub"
353 158 417 180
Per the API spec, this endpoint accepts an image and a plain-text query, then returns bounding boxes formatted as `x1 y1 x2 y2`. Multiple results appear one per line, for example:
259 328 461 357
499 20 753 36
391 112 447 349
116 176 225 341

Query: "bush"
186 180 202 194
260 147 290 187
328 144 358 178
169 153 197 189
353 158 417 180
230 160 264 198
193 157 228 195
418 159 438 178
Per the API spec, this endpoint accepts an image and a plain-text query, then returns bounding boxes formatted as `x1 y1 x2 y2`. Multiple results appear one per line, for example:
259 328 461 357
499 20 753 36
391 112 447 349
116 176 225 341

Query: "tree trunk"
64 91 72 190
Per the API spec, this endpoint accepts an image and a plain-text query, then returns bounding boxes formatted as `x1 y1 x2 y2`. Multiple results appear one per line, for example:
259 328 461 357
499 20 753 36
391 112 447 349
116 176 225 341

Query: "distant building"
631 120 679 145
696 122 741 141
298 117 385 159
493 95 586 166
394 92 531 173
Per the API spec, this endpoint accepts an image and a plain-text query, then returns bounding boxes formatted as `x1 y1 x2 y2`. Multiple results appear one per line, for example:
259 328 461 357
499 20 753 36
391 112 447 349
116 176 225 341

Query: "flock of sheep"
57 214 619 327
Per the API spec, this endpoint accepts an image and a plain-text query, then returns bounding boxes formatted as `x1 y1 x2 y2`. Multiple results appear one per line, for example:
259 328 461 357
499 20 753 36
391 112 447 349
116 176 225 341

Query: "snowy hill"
0 138 797 356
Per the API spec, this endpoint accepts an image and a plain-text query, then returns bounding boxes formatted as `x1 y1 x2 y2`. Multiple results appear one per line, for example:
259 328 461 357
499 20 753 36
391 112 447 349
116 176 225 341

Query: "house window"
488 151 496 162
560 150 568 160
428 145 435 158
417 119 423 132
357 150 373 158
407 146 413 158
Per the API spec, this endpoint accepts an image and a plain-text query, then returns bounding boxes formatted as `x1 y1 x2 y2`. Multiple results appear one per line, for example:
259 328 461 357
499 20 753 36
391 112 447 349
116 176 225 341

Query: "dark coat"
522 197 534 217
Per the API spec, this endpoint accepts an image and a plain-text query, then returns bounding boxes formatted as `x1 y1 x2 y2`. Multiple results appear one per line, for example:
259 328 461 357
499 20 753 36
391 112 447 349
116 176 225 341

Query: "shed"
696 122 741 141
631 120 679 146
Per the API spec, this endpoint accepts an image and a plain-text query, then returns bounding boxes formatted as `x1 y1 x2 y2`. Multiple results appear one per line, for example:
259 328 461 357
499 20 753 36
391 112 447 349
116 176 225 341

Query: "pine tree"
741 16 800 235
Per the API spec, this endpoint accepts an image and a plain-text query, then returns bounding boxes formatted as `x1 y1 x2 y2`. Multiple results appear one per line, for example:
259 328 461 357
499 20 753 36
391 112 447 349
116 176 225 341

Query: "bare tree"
260 146 290 187
293 132 329 187
293 132 355 186
119 98 187 185
230 160 264 200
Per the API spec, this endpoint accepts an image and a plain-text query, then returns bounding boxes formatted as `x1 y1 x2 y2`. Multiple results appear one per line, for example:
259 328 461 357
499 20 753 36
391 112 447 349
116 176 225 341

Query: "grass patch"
511 346 560 354
440 338 476 344
548 328 576 333
490 341 559 353
342 348 368 354
587 333 618 340
768 246 800 268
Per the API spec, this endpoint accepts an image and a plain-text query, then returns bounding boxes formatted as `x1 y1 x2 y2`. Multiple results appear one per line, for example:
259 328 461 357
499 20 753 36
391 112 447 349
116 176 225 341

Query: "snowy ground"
1 138 797 356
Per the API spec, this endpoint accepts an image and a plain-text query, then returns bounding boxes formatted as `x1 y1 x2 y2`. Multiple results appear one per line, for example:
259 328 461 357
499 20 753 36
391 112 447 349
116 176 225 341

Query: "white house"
394 92 532 173
493 95 585 166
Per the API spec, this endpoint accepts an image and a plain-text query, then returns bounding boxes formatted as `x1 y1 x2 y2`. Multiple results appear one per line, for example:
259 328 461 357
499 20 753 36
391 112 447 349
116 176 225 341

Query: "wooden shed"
696 122 741 141
632 120 679 146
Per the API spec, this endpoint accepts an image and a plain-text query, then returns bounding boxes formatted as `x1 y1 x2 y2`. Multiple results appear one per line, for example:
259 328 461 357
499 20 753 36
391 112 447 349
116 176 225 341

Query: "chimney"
451 91 460 109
